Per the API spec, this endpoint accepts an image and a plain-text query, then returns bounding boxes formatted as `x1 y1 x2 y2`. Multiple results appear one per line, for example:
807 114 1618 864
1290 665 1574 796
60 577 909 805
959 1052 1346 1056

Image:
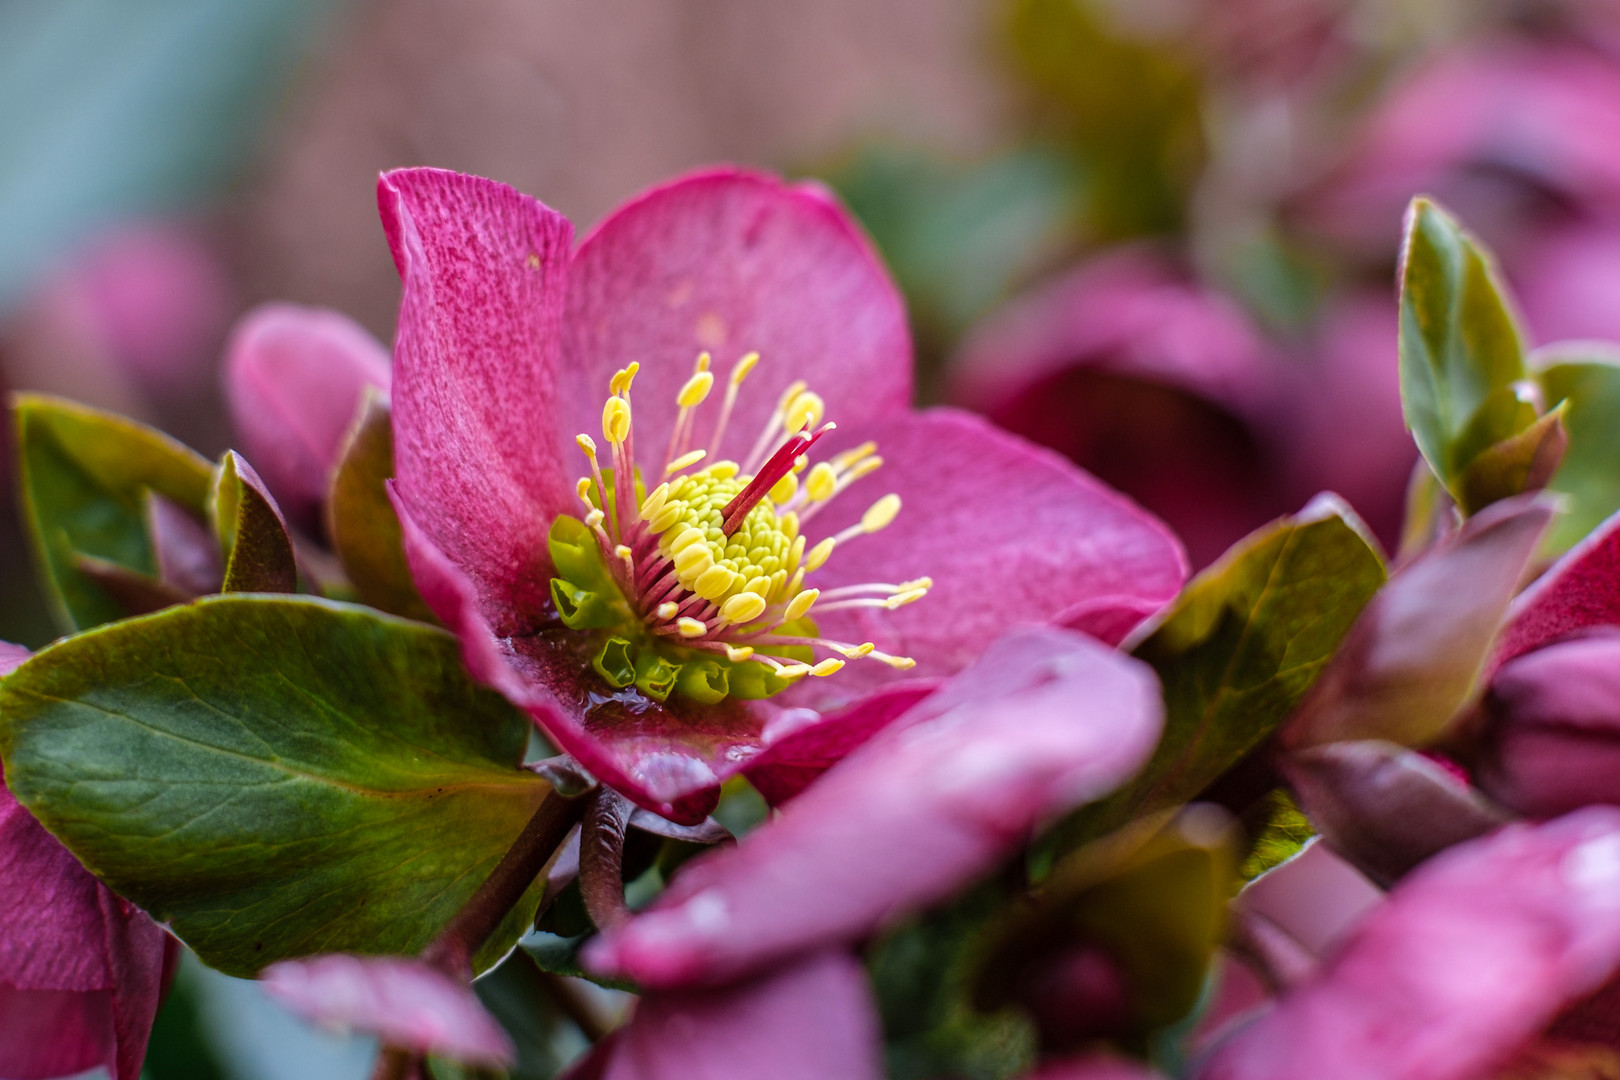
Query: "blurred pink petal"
1495 504 1620 667
947 249 1285 567
585 627 1163 989
590 949 882 1080
223 303 392 525
1024 1054 1169 1080
260 954 513 1065
1199 809 1620 1080
0 639 167 1080
1477 629 1620 818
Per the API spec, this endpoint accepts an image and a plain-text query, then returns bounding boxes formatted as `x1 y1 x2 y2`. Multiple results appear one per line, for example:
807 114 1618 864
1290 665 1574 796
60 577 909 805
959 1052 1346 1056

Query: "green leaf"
1282 494 1553 751
1238 789 1313 884
328 390 436 621
211 451 297 594
1454 402 1568 516
15 394 213 631
1535 345 1620 553
1397 197 1529 493
1046 497 1386 854
0 594 552 977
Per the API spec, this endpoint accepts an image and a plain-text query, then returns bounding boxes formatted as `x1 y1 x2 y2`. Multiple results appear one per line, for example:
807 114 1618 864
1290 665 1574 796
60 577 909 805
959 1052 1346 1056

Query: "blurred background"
8 0 1620 1074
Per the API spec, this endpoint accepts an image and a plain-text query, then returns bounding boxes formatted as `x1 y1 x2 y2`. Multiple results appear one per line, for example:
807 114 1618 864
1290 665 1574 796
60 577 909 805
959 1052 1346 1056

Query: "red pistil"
720 424 831 535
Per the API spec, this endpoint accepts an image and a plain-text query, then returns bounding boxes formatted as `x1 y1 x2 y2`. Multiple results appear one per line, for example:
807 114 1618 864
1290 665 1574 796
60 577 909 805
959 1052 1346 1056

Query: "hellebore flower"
568 626 1162 1077
378 166 1186 822
0 642 169 1080
1197 808 1620 1080
947 248 1286 567
223 302 393 527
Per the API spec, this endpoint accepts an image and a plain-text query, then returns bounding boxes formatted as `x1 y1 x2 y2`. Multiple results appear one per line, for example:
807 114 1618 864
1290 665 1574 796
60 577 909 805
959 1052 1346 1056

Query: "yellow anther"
794 455 809 473
776 380 807 412
785 566 806 597
769 471 799 504
724 644 755 662
848 456 883 482
730 351 760 385
833 642 875 659
648 508 682 534
806 537 836 572
576 477 593 502
886 587 928 609
861 494 901 533
782 391 825 435
809 658 845 677
656 602 679 620
742 575 773 597
640 482 671 520
666 449 707 475
609 363 640 396
694 565 738 601
833 441 878 469
674 546 714 579
707 461 740 481
669 526 706 554
602 397 632 444
786 533 806 572
720 591 768 624
677 617 708 638
694 351 712 373
805 462 838 502
576 433 598 458
615 545 635 573
584 509 606 530
871 651 916 670
775 662 811 679
779 511 800 544
678 370 715 409
898 577 933 591
783 588 819 622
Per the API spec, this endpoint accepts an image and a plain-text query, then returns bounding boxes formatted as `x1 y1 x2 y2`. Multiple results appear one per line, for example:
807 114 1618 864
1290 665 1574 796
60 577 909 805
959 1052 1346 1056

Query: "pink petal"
391 490 756 825
799 409 1187 702
0 759 166 1080
598 949 881 1080
1198 808 1620 1080
380 167 576 635
562 167 911 464
1495 504 1620 667
261 954 513 1065
947 249 1284 567
223 303 391 525
1477 630 1620 818
585 627 1163 989
744 680 940 806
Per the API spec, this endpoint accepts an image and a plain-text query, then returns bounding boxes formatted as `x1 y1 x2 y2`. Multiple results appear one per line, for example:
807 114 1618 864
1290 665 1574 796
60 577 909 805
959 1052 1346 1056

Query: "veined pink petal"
0 688 167 1080
799 409 1187 701
1495 505 1620 668
744 680 940 806
1198 809 1620 1080
261 954 513 1065
380 167 576 635
585 627 1163 989
223 303 391 525
597 949 881 1080
562 168 911 465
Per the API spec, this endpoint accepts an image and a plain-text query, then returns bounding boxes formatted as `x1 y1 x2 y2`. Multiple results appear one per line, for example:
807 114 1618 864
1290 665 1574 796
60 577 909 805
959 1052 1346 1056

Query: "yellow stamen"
886 586 928 609
769 471 799 504
584 509 606 530
832 441 878 469
805 462 837 502
609 363 640 396
870 651 916 670
677 617 708 638
862 494 901 533
615 545 635 575
782 390 825 435
720 592 768 624
724 644 755 662
806 537 836 572
809 658 844 677
731 352 760 385
678 370 715 409
602 397 631 444
666 449 707 475
639 482 671 521
656 602 679 620
668 526 706 555
694 565 737 601
832 642 875 658
576 434 598 458
783 588 819 621
707 461 740 481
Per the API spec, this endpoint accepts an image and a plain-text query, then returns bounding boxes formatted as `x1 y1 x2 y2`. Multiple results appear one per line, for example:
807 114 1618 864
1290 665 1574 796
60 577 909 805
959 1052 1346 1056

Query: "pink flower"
0 643 169 1080
223 302 393 528
947 248 1285 568
378 166 1187 822
1197 809 1620 1080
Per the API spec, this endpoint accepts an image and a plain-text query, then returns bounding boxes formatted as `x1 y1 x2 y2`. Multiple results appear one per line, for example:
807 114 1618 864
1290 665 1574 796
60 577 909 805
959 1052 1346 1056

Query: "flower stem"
421 786 589 978
579 787 635 930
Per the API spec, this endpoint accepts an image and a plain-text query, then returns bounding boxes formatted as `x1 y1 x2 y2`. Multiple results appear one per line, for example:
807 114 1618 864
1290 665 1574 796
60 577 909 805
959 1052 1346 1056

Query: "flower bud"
1475 630 1620 818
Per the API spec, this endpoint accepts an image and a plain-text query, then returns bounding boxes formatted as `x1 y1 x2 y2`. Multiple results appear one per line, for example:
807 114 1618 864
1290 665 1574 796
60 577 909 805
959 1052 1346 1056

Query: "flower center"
547 352 926 703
